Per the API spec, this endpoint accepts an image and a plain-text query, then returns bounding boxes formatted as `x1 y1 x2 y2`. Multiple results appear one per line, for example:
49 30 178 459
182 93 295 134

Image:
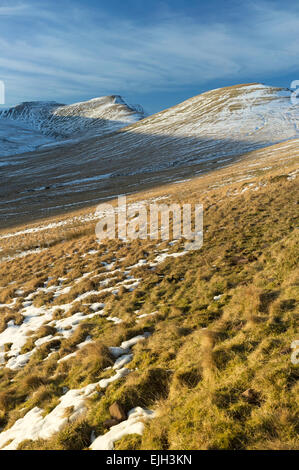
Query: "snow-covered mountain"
87 83 297 176
0 118 57 158
0 96 146 156
0 83 298 227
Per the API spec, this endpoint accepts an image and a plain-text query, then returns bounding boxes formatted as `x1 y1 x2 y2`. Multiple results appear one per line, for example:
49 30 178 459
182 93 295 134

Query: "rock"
280 347 291 355
109 401 126 421
231 256 249 265
241 388 260 404
103 418 120 429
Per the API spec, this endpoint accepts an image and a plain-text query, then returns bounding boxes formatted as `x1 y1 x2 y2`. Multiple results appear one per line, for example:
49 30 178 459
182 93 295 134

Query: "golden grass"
0 145 298 449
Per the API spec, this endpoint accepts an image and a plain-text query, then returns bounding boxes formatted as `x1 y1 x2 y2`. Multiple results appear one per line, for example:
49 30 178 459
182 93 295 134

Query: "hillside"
0 138 298 450
0 118 57 158
0 96 145 157
0 83 298 229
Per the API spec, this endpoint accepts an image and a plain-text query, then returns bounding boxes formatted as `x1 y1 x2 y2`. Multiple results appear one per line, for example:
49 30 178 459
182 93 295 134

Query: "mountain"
0 82 298 451
0 83 298 227
0 96 146 156
0 117 57 159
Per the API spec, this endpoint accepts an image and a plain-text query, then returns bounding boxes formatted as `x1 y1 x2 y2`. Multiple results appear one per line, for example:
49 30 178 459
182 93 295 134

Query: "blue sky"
0 0 298 113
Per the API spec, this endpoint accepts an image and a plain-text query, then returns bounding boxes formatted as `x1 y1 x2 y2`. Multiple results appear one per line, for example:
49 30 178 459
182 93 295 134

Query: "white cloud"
0 1 298 105
0 5 28 16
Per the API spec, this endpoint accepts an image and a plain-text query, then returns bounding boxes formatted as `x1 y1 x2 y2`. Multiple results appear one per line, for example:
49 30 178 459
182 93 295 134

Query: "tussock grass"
64 341 114 388
0 147 298 450
17 418 92 450
0 311 24 333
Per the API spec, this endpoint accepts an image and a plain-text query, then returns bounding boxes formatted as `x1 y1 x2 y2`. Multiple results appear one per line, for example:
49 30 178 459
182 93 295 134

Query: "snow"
0 84 298 228
15 289 24 296
0 239 187 373
0 82 298 450
35 335 54 347
109 346 129 358
213 295 223 301
0 95 145 157
0 383 96 450
113 354 133 370
288 169 299 180
0 298 17 309
0 213 206 449
0 240 195 446
136 311 157 323
57 336 92 363
90 407 155 450
0 116 56 158
51 311 100 338
0 247 47 263
120 333 151 350
107 316 123 324
0 306 152 448
150 250 187 266
6 351 34 370
0 292 103 370
73 290 102 303
0 306 54 369
0 212 99 240
98 367 131 389
90 302 105 312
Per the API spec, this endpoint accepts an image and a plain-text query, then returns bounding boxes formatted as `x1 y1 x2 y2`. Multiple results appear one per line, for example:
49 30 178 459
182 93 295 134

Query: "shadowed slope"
0 83 298 227
0 96 146 156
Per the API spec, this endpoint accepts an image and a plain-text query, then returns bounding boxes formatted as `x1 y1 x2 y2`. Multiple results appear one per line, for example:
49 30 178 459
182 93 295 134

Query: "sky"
0 0 298 114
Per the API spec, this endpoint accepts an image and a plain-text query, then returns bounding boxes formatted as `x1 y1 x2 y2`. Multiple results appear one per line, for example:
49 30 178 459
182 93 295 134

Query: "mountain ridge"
0 95 146 149
0 82 298 227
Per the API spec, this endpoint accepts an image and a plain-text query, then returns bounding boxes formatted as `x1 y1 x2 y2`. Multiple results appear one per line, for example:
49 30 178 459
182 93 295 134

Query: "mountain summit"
0 95 146 145
0 83 298 225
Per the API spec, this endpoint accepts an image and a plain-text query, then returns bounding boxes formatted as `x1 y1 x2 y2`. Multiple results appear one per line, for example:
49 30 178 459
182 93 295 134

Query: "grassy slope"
0 141 298 450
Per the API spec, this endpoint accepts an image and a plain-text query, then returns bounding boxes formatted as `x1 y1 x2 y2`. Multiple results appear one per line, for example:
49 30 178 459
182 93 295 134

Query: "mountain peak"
0 95 146 141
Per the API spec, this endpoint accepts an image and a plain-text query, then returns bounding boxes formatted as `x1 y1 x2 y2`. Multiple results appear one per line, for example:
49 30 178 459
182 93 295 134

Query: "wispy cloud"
0 1 298 107
0 6 26 15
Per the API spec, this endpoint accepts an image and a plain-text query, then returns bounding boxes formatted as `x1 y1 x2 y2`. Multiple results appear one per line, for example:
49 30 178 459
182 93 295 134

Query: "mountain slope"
0 140 297 450
0 96 146 156
0 83 298 228
0 118 57 158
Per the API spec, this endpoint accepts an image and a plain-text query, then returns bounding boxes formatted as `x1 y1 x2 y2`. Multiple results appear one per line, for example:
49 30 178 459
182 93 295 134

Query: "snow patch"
90 407 155 450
